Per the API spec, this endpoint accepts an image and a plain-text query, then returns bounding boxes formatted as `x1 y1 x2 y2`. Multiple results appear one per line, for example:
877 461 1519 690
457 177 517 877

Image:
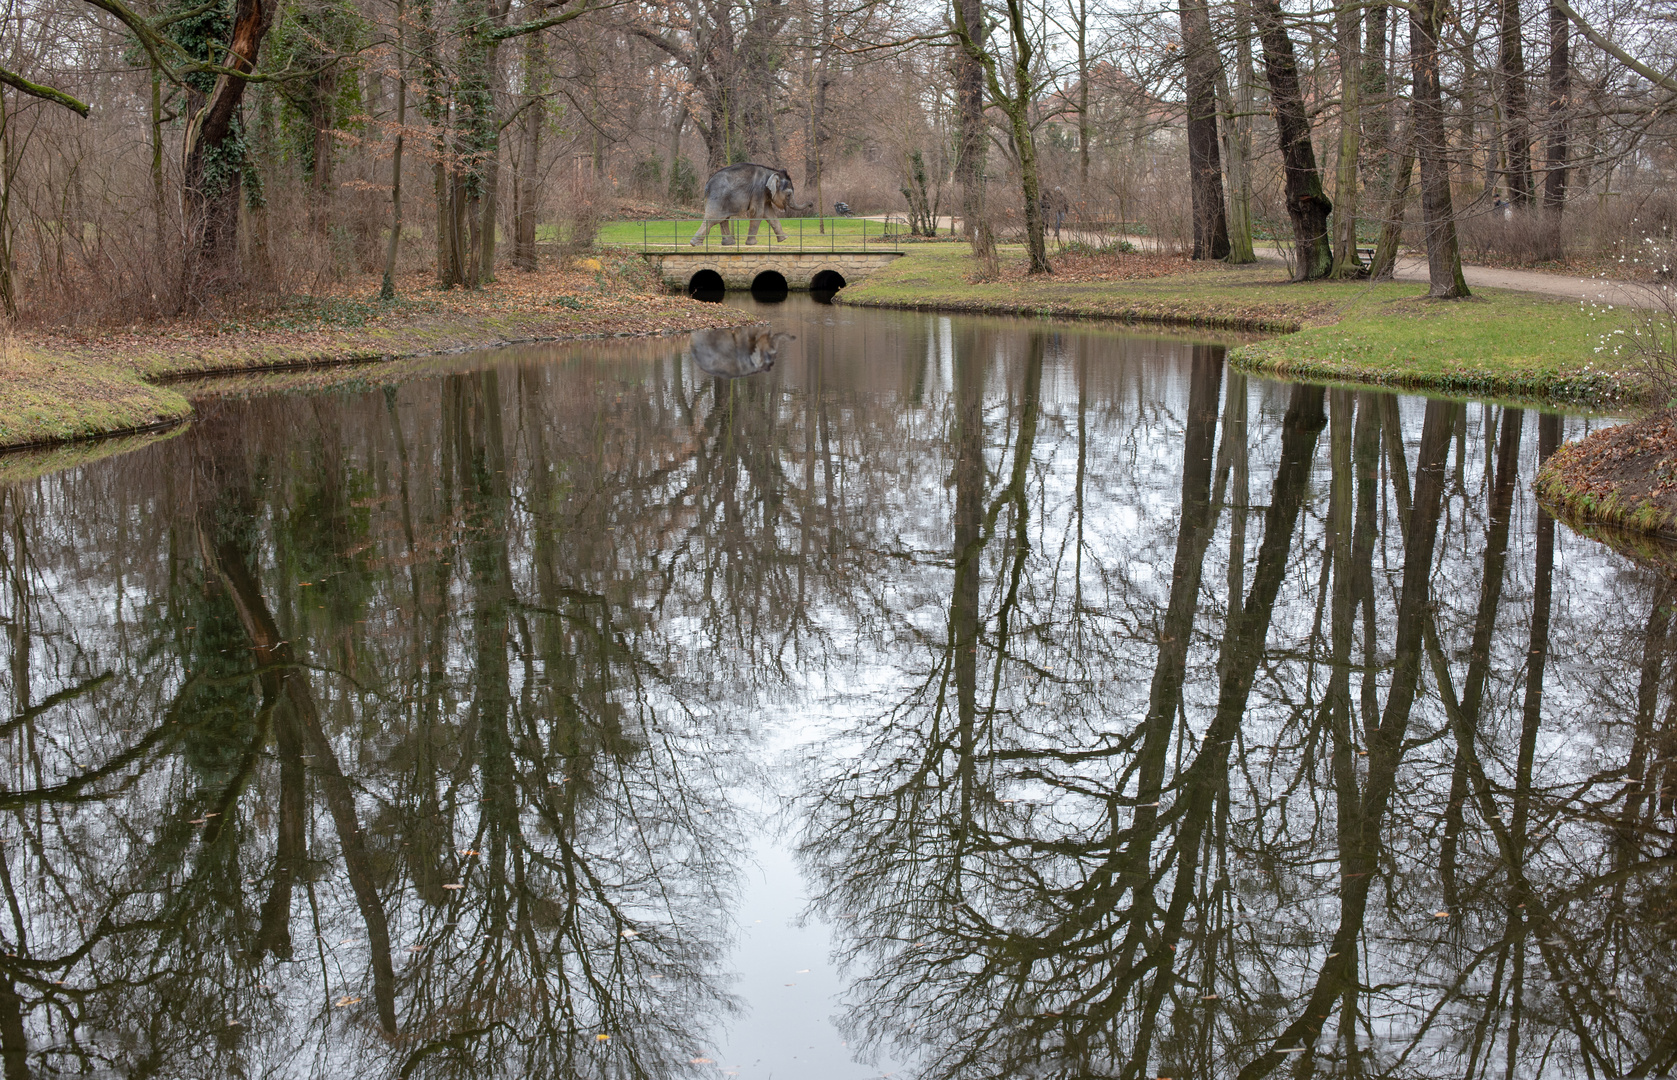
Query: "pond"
0 296 1671 1079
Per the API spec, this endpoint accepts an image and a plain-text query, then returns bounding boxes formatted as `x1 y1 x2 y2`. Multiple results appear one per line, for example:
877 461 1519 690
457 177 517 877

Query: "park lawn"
841 244 1641 406
596 216 907 248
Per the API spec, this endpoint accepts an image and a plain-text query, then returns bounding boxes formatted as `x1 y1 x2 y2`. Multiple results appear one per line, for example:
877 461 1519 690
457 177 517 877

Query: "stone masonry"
640 250 904 291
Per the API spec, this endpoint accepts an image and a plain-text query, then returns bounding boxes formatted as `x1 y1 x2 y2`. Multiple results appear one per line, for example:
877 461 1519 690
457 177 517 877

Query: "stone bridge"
638 249 904 296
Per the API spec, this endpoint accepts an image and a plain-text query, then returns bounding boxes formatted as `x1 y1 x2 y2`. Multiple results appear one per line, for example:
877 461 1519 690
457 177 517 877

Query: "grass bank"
840 244 1641 407
1 254 748 456
1535 413 1677 542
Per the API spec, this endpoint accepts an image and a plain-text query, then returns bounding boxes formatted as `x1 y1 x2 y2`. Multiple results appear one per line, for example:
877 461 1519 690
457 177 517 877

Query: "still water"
0 297 1672 1079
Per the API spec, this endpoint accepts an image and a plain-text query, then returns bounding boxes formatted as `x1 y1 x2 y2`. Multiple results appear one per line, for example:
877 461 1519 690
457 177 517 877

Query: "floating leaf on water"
444 883 464 890
1279 1047 1306 1054
334 996 361 1007
622 929 640 938
459 849 479 856
689 1058 714 1064
597 1033 610 1041
1433 911 1450 918
1201 994 1219 1001
408 946 424 952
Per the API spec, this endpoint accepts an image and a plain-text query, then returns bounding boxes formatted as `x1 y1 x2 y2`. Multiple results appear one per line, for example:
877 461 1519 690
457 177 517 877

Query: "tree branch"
0 66 89 116
1550 0 1677 92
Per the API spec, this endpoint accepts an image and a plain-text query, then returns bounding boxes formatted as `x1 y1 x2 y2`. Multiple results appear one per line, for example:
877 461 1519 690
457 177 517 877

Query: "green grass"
841 244 1643 406
597 216 906 248
0 343 192 451
1231 292 1637 405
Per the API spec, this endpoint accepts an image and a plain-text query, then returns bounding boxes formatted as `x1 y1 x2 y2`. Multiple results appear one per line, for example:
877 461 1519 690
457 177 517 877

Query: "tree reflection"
796 326 1677 1080
0 312 1673 1079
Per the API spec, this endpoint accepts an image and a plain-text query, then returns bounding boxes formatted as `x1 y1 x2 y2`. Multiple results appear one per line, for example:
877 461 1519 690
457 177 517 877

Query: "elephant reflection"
689 325 793 378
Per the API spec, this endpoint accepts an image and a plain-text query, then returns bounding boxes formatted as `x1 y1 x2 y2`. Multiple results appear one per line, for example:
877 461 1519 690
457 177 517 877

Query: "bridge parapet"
639 250 904 292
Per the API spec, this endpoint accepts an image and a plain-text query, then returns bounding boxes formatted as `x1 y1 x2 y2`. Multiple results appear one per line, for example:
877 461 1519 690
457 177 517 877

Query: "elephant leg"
768 215 788 242
690 217 718 245
745 219 762 245
720 219 736 246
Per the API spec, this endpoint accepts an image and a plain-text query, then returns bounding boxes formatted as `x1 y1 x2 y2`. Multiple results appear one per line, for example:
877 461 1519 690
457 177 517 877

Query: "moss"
0 341 193 452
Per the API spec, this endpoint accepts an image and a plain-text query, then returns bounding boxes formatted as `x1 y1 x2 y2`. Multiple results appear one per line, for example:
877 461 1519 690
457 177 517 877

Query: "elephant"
688 325 794 378
689 163 808 246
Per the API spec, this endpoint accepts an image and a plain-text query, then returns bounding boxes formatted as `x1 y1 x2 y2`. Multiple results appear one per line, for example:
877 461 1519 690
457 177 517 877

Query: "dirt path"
1387 254 1658 309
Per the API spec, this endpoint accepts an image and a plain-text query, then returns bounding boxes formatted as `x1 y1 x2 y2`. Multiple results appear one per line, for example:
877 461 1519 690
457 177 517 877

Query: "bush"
630 158 663 198
668 158 700 205
1061 238 1137 256
1617 233 1677 407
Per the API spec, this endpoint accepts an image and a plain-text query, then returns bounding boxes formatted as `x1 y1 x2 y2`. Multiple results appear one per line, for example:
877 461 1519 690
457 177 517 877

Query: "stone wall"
641 251 903 291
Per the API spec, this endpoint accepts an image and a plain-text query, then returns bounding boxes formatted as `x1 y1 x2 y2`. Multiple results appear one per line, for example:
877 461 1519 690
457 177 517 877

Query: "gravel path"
868 220 1666 310
1387 254 1660 309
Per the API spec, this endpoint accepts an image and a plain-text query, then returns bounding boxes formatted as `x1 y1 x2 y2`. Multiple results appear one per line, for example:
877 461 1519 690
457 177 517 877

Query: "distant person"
1040 188 1069 242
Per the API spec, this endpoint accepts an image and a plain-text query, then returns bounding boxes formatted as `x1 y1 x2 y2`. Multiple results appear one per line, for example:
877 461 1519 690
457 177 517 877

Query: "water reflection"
0 300 1672 1079
689 326 790 378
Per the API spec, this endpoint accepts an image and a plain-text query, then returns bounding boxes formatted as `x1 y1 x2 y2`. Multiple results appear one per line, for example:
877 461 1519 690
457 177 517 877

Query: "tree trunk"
310 70 338 196
1410 0 1470 296
151 63 167 244
1217 0 1257 263
1542 0 1569 254
1001 0 1050 273
513 38 544 271
479 139 500 282
180 0 278 306
1255 0 1333 279
1076 0 1090 189
1369 125 1413 279
802 0 831 216
955 0 988 250
380 0 407 299
1361 0 1391 244
1499 0 1533 205
667 90 689 201
1180 0 1231 259
1330 0 1364 276
0 92 16 320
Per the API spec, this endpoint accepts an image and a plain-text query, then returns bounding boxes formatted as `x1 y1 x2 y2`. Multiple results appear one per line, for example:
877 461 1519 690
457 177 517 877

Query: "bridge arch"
644 251 902 294
687 269 725 301
751 270 789 302
810 269 847 298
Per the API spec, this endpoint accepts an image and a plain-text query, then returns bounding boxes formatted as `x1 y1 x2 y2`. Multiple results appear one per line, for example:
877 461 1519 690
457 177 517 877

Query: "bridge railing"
605 215 911 253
